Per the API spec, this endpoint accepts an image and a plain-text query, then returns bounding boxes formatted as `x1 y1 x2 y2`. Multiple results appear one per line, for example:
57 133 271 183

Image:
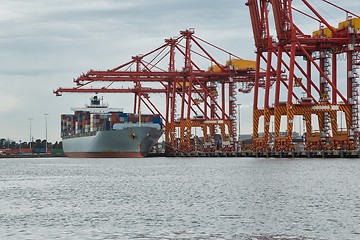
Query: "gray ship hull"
62 126 163 158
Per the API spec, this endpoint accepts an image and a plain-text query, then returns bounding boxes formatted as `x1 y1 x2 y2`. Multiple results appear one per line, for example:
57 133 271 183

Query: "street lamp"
29 118 33 149
44 113 48 154
237 103 241 150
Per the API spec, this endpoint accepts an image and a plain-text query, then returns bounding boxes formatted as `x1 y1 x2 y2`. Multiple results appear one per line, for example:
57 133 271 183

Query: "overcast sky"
0 0 358 143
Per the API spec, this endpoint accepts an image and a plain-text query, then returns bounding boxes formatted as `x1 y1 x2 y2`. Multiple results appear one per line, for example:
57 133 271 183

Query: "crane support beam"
248 0 360 151
55 29 259 153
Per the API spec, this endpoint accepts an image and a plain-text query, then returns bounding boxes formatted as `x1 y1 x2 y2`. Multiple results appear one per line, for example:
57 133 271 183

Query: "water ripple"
0 157 359 239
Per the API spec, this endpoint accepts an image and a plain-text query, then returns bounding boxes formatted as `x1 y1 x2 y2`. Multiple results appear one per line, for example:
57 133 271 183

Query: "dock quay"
149 150 360 158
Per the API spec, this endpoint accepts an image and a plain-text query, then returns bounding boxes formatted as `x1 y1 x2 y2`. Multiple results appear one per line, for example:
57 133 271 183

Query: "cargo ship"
61 96 163 158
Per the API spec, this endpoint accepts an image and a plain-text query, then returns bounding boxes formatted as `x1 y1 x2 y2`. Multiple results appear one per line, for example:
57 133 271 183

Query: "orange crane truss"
246 0 360 151
54 29 259 153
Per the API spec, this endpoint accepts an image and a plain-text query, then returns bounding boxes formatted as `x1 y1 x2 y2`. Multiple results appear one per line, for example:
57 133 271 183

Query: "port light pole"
237 103 241 151
29 118 33 149
44 113 48 154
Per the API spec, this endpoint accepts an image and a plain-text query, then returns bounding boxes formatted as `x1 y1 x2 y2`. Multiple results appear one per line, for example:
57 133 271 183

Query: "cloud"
0 92 19 113
0 0 358 142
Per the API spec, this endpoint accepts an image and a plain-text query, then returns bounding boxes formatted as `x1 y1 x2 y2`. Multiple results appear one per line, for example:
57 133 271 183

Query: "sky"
0 0 359 144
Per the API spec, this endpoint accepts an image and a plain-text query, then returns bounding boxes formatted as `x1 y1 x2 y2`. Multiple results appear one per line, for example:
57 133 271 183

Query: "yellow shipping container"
338 17 360 32
354 18 360 32
312 29 320 37
338 20 346 30
227 59 256 70
208 58 256 72
176 81 190 89
312 27 332 38
209 65 223 73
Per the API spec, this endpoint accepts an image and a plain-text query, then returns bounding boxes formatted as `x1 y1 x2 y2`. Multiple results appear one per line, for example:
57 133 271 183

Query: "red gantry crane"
246 0 360 151
54 29 259 154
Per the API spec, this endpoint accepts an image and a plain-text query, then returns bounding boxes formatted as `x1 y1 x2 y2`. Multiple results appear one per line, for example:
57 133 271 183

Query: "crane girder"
247 0 360 151
55 29 259 153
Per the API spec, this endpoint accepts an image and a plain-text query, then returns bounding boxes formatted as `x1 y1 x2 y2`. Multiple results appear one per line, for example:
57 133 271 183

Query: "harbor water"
0 157 359 240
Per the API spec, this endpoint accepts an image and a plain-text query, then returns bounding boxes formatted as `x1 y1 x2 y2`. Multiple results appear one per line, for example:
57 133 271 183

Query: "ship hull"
62 126 162 158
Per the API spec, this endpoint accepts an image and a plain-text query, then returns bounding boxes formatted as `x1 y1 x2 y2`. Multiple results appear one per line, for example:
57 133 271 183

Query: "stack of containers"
65 115 75 135
90 113 100 132
128 113 138 123
110 112 120 128
105 114 111 130
75 121 79 134
61 114 67 137
83 111 90 133
78 111 91 134
63 111 111 136
62 110 163 137
75 111 83 134
99 113 110 131
72 115 77 134
65 115 70 136
152 115 162 127
62 114 76 136
142 114 153 123
119 112 128 123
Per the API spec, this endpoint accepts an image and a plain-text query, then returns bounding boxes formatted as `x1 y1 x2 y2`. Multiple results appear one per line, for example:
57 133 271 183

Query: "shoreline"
0 154 66 158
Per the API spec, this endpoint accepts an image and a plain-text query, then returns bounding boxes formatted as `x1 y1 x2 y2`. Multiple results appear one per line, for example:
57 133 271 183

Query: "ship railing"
63 131 97 139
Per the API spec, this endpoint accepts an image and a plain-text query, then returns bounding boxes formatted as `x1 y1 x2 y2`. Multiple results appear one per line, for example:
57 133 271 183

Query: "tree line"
0 138 62 150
